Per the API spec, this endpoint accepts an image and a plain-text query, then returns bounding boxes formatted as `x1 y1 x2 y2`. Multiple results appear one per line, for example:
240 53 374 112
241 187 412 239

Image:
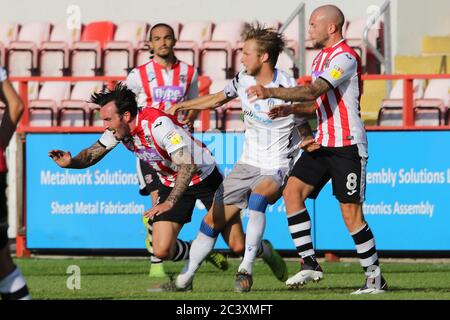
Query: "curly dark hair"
241 21 286 67
89 83 138 117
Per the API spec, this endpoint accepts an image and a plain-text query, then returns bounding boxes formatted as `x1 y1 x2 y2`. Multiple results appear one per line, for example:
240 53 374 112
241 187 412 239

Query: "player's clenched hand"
299 138 321 153
268 104 292 119
144 201 174 219
246 84 271 100
48 149 73 167
181 118 194 131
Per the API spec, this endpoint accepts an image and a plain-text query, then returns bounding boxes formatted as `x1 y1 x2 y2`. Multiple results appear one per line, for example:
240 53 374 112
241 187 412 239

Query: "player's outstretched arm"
0 78 25 149
268 101 316 119
144 146 197 218
247 77 331 102
167 91 233 115
48 141 110 169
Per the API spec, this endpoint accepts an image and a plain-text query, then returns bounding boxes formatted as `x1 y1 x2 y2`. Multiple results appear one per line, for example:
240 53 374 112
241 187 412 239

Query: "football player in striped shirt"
248 5 387 294
49 84 238 291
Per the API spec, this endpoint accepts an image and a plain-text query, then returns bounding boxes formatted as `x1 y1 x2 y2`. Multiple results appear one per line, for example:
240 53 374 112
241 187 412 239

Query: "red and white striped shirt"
99 108 216 187
126 59 198 111
311 39 367 147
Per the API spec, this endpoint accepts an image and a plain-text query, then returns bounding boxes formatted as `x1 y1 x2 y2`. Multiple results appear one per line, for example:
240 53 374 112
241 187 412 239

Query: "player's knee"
282 184 307 204
228 239 245 255
152 244 171 260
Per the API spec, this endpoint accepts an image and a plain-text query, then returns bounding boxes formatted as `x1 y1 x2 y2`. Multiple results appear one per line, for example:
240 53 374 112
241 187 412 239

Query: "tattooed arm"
247 77 332 102
167 91 232 115
268 101 316 119
48 141 111 169
144 146 197 218
166 146 197 205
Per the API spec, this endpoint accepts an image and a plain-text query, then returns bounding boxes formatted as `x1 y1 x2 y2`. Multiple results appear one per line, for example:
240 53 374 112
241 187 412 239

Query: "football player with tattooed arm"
126 23 219 280
49 84 239 291
0 66 31 300
247 5 388 294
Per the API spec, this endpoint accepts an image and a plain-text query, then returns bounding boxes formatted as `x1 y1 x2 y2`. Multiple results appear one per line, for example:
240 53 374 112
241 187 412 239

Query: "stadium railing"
8 73 450 257
297 74 450 130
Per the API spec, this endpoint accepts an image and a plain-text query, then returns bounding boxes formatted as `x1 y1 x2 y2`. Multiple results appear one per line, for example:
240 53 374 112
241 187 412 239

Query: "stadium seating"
29 81 71 126
7 22 51 76
0 23 19 67
71 21 116 76
104 22 148 76
175 21 213 68
378 79 450 126
421 36 450 56
40 22 82 76
414 79 450 126
201 20 246 79
377 80 424 126
221 99 245 131
345 18 384 73
60 81 104 126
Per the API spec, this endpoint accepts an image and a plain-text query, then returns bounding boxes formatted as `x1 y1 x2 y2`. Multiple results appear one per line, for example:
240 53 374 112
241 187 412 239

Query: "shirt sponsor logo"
330 66 344 80
134 148 164 163
153 86 184 102
166 131 183 145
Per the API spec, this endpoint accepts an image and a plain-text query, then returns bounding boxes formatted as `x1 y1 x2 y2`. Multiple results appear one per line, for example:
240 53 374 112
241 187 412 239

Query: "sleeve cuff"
318 76 335 89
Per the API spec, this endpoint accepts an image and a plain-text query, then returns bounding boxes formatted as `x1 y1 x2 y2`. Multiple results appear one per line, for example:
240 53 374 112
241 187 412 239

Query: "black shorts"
0 172 8 249
290 144 368 203
152 167 223 225
137 160 161 196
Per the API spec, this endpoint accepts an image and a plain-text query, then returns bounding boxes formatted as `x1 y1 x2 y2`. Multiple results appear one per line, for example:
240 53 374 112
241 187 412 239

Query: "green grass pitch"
15 257 450 300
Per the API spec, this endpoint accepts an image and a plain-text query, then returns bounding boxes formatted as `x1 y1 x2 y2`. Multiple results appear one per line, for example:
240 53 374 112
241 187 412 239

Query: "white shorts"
214 162 289 209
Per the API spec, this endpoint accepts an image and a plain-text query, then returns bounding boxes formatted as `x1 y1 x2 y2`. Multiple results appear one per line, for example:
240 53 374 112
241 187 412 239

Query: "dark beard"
312 41 324 49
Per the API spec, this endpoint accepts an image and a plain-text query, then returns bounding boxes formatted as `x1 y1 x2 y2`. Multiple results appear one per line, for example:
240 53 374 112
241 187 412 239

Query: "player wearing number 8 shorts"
247 4 387 294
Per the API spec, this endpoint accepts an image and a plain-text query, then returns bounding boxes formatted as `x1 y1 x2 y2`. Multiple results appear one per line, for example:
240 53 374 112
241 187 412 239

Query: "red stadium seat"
71 21 116 76
7 22 50 76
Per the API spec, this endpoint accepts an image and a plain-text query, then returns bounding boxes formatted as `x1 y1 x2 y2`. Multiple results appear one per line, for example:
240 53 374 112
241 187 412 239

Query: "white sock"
181 232 217 276
150 255 163 264
238 209 266 275
0 267 31 300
